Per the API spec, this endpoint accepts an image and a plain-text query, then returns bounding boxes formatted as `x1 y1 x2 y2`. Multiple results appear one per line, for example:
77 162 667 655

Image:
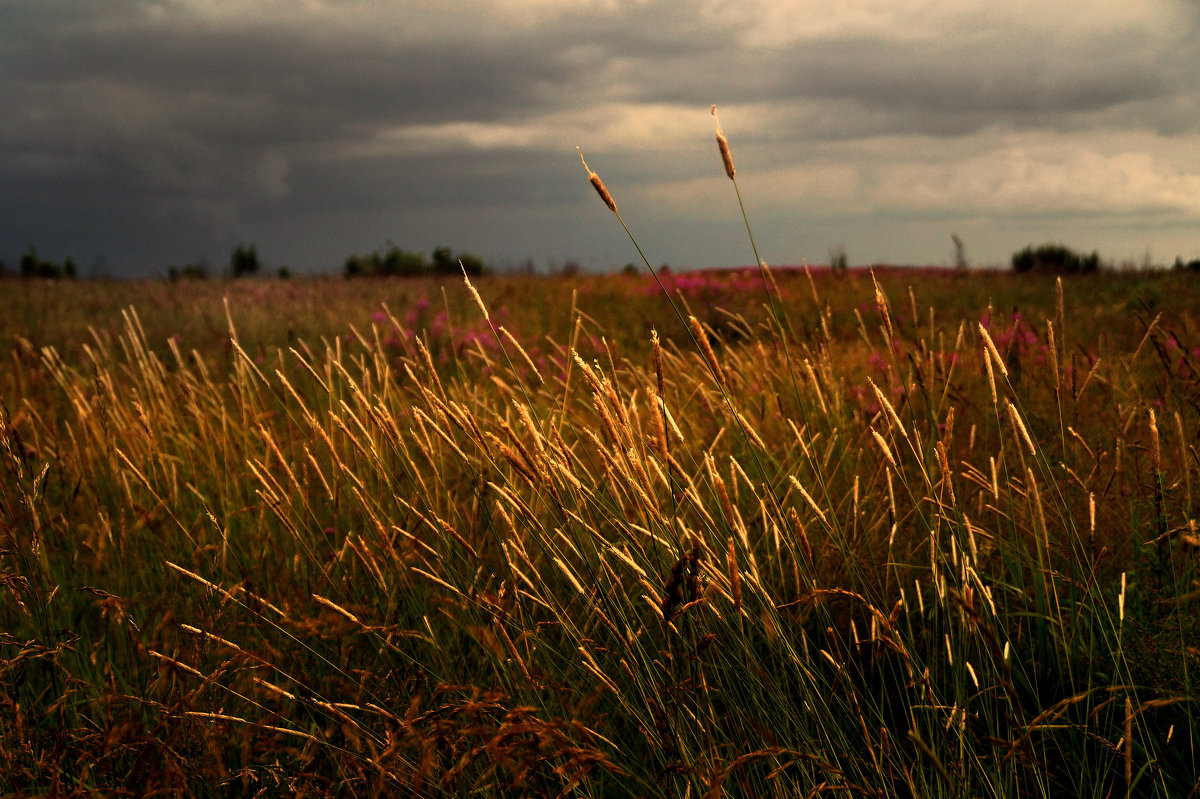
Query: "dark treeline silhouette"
344 244 486 278
14 245 76 279
1011 243 1100 274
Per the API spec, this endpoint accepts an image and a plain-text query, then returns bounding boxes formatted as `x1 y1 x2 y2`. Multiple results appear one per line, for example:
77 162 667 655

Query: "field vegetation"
3 126 1200 796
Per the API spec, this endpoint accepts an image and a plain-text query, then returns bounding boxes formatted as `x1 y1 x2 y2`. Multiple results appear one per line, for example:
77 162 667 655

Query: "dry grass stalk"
180 623 245 653
936 441 956 507
727 538 743 627
591 394 623 450
650 328 666 399
1148 408 1161 473
983 348 999 409
706 453 735 528
571 349 604 394
461 267 489 320
872 429 897 468
499 325 543 384
804 359 830 417
711 105 736 180
1124 695 1133 795
577 147 617 213
579 647 621 694
149 650 205 679
608 545 648 579
312 593 363 626
788 476 828 526
662 402 686 445
1047 321 1060 388
647 388 669 464
1006 401 1037 456
253 677 297 701
978 323 1009 379
868 378 908 442
872 272 895 342
414 336 447 402
554 557 587 597
690 316 726 387
500 417 541 477
412 567 462 597
624 447 659 514
734 410 767 452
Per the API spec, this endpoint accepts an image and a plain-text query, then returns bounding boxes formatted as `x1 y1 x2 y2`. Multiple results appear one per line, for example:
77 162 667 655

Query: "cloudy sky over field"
3 0 1200 276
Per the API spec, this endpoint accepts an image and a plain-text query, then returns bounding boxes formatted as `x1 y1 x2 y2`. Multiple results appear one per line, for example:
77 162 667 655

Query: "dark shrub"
19 245 75 279
1012 243 1100 274
230 243 261 277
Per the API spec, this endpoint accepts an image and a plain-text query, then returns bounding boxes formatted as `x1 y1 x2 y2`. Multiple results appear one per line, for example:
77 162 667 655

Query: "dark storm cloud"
2 0 1199 275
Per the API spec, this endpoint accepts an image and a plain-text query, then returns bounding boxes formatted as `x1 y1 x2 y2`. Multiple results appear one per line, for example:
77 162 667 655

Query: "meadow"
2 260 1199 798
4 128 1200 796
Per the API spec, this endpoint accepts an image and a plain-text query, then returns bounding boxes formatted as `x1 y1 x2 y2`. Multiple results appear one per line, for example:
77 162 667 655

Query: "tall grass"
3 121 1200 796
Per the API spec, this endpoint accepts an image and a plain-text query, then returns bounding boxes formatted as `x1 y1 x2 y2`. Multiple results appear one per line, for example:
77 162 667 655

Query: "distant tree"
431 246 457 275
277 265 291 279
381 246 426 277
20 245 42 277
171 262 211 280
620 262 639 277
951 234 968 270
343 252 375 277
830 246 848 274
343 244 484 278
19 245 74 278
230 243 261 277
559 260 581 277
428 246 486 276
1012 243 1100 274
457 251 486 277
344 245 432 278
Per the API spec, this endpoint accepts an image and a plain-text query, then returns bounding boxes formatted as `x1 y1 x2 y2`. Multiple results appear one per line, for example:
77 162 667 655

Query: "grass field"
3 259 1199 797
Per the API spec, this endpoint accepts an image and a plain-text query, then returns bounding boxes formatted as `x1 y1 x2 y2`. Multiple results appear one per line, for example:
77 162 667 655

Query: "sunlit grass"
2 128 1200 796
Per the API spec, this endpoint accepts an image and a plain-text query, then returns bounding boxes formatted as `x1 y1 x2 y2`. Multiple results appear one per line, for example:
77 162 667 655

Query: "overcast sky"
3 0 1200 277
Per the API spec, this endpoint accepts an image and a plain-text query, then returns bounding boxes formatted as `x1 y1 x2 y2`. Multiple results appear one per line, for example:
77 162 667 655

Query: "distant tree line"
7 239 1199 279
1011 243 1100 274
11 245 78 279
166 244 292 280
343 245 486 278
1010 243 1200 274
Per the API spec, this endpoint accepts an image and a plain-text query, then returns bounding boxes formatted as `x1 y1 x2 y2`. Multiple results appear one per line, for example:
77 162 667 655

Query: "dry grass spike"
577 147 617 213
711 105 736 180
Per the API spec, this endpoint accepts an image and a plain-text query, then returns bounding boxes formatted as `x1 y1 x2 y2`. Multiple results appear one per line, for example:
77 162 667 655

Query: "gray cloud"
2 0 1199 276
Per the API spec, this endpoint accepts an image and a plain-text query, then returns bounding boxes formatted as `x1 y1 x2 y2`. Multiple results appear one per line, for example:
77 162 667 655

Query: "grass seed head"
1149 408 1161 473
727 537 742 614
978 323 1009 379
577 147 617 213
462 268 489 321
651 327 665 399
712 105 736 180
689 315 726 387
